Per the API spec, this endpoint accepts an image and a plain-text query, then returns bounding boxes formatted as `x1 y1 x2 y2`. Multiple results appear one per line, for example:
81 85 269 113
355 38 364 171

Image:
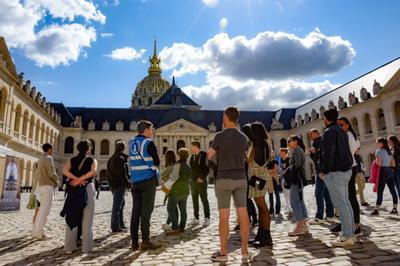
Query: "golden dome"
131 40 170 108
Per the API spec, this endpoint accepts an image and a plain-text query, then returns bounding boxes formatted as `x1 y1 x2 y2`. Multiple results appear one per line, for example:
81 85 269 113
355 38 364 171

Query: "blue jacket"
129 135 159 183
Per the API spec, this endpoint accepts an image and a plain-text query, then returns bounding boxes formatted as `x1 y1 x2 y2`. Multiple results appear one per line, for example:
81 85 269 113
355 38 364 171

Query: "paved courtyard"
1 184 400 266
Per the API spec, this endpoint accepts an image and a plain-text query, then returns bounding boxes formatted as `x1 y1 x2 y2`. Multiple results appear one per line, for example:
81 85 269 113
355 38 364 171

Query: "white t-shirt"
347 131 360 167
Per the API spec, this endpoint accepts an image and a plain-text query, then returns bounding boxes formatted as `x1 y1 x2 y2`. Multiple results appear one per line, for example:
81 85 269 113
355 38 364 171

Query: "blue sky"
1 0 399 110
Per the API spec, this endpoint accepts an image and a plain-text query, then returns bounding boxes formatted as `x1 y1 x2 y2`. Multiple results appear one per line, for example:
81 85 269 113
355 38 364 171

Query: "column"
370 113 379 139
356 115 366 142
383 104 395 135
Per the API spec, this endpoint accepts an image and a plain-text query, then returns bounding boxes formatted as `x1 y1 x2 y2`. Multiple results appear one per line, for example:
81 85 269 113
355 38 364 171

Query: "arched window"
40 123 45 144
99 169 107 182
45 126 50 143
35 119 40 142
21 110 29 136
148 97 153 106
64 136 74 154
364 114 372 134
351 117 360 137
29 114 35 139
377 108 386 131
100 139 110 155
14 104 22 132
0 87 8 122
89 139 96 155
280 138 287 148
394 101 400 126
50 129 54 144
177 139 185 151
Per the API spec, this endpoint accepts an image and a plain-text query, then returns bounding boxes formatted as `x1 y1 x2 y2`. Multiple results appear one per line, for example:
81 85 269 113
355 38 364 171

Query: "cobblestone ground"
1 184 400 266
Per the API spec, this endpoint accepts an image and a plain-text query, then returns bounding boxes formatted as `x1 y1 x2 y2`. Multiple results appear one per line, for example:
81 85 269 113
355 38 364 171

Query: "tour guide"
129 120 161 251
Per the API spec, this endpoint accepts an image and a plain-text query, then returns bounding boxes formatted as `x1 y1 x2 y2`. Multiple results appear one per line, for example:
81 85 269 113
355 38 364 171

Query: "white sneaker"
309 218 324 225
191 219 200 225
204 218 210 226
162 224 171 231
324 217 335 223
331 236 355 247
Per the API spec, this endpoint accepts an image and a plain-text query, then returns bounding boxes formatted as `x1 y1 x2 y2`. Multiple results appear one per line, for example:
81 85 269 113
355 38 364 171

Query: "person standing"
189 141 210 226
337 117 362 236
62 140 97 253
320 109 355 247
370 138 398 215
267 159 281 216
308 129 334 225
279 148 292 216
129 120 161 251
32 143 60 240
207 107 250 262
165 148 192 235
354 148 368 206
107 141 130 233
388 135 400 198
287 135 309 236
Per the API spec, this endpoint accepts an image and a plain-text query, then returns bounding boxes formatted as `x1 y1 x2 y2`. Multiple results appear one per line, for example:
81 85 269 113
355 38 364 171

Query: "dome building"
130 40 170 108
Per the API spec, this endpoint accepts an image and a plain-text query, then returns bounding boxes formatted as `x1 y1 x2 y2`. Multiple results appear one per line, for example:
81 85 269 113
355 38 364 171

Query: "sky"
1 0 399 111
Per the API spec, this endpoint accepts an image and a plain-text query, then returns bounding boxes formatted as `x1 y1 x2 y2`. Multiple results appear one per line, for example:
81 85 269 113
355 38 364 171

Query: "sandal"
211 251 228 262
288 226 306 236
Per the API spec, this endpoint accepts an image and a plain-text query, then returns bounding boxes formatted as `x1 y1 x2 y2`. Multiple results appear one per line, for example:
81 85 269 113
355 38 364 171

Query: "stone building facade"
1 35 399 186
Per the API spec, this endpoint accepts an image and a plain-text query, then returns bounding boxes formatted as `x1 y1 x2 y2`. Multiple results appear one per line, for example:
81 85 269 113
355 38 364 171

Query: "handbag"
248 175 267 190
161 164 180 195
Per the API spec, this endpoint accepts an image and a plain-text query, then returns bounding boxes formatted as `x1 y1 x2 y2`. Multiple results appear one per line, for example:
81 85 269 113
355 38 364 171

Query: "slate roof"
50 103 289 131
153 78 199 107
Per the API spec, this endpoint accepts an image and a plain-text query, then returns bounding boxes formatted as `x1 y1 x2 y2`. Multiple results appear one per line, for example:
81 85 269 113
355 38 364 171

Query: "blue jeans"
269 178 281 214
315 175 334 219
324 170 354 238
376 167 398 206
290 183 308 222
111 187 125 231
167 194 188 230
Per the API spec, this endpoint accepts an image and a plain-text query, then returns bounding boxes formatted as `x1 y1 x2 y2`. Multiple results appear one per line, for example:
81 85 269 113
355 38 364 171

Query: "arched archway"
89 139 96 155
29 114 35 139
35 119 40 142
364 114 372 134
99 169 107 182
40 123 45 144
64 136 74 154
377 108 386 131
14 104 22 132
100 139 110 155
21 110 29 136
0 87 8 122
177 139 185 152
351 117 360 137
45 126 50 143
394 101 400 126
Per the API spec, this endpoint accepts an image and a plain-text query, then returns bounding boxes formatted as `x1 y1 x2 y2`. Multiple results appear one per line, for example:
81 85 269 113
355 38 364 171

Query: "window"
100 139 110 155
89 139 96 155
177 140 185 151
377 108 386 131
364 114 372 134
280 138 287 148
64 137 74 154
394 101 400 126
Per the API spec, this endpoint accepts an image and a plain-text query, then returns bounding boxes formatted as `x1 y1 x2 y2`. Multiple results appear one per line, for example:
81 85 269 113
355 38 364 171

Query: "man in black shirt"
189 141 210 226
309 129 334 224
107 141 130 233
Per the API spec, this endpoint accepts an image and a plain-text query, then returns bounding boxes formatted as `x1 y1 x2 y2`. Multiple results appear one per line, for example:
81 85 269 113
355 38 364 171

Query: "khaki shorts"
214 178 247 209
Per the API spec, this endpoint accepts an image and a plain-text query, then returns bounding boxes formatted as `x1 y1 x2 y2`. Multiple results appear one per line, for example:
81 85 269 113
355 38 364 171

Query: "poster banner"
0 156 21 211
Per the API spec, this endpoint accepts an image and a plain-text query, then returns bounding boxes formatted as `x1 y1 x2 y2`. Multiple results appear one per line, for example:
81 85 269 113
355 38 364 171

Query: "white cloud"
24 24 96 67
101 33 114 38
219 17 228 29
202 0 219 7
160 29 356 80
106 47 146 61
182 74 338 110
25 0 106 24
0 0 105 67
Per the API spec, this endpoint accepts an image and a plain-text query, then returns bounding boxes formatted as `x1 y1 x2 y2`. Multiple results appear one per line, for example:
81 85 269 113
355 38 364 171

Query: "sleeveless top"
70 155 94 184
